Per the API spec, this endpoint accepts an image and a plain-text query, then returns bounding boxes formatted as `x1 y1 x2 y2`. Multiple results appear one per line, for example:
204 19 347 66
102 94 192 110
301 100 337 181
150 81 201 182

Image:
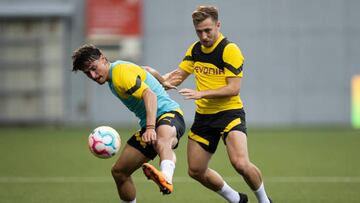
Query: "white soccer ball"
88 126 121 159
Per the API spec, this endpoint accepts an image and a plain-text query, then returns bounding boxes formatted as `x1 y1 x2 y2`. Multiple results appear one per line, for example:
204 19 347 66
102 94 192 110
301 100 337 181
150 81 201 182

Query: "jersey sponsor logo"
194 65 224 75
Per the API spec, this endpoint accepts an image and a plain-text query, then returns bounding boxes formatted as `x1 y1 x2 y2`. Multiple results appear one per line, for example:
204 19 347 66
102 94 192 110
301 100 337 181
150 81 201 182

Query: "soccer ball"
88 126 121 159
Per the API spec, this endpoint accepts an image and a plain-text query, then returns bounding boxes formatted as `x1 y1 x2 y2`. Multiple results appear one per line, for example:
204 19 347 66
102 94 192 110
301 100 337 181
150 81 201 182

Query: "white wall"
2 0 359 127
142 0 360 126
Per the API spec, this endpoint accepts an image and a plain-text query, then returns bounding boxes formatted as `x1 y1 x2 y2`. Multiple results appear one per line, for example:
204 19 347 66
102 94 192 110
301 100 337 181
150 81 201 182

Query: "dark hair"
192 5 219 25
72 44 103 72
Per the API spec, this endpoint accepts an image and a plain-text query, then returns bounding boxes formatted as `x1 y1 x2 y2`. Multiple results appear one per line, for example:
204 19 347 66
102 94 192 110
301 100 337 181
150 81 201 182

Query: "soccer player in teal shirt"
72 44 185 203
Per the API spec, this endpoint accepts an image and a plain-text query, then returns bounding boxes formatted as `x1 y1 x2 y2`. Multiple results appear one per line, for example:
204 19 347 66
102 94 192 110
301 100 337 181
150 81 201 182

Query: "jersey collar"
201 33 224 54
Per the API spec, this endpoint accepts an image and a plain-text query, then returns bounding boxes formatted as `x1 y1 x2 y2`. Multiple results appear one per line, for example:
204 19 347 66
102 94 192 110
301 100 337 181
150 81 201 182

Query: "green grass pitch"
0 127 359 202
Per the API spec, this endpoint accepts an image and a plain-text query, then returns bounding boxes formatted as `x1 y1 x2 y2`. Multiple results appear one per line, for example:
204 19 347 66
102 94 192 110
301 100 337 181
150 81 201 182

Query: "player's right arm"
163 68 190 87
162 43 194 87
179 76 241 100
144 66 178 90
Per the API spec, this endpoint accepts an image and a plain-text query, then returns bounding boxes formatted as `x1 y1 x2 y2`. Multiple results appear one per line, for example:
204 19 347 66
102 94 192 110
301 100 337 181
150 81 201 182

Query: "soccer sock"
160 159 175 183
216 181 240 203
121 198 136 203
254 182 270 203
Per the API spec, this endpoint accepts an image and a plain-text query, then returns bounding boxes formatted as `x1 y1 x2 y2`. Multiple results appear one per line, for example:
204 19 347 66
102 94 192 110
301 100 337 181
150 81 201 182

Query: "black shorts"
127 110 186 159
189 108 247 154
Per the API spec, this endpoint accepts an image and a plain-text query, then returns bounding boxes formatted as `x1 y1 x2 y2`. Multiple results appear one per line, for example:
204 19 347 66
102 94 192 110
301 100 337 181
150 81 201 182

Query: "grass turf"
0 127 359 202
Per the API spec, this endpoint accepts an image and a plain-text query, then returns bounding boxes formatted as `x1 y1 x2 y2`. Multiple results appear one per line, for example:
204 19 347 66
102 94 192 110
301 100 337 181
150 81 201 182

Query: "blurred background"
0 0 359 128
1 1 360 202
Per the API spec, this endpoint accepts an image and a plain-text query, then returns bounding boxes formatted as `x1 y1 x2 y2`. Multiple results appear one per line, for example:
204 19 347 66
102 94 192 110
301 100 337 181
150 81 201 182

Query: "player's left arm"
141 88 158 144
179 77 241 100
118 66 158 144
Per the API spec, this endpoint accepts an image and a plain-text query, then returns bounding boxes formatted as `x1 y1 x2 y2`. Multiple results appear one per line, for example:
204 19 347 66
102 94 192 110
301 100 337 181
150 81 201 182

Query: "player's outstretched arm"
144 66 178 90
179 77 241 100
163 68 190 87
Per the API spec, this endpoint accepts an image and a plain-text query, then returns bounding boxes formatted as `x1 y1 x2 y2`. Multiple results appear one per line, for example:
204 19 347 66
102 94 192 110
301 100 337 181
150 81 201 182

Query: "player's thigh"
187 139 213 172
156 110 186 146
113 143 148 175
225 130 250 164
156 125 177 146
156 124 177 139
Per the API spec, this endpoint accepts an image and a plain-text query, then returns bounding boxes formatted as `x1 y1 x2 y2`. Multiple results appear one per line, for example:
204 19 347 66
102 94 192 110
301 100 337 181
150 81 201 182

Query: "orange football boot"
142 163 173 194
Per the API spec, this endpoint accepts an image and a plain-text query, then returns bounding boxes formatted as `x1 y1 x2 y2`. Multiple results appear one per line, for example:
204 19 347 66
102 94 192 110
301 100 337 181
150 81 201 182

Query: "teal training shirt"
108 60 180 128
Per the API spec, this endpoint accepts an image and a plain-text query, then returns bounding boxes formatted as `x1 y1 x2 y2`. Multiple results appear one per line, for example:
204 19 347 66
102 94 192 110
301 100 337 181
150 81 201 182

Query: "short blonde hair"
192 5 218 25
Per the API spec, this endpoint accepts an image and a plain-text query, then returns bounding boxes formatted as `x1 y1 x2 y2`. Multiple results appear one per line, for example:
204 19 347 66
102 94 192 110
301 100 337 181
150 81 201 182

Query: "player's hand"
142 128 157 144
162 70 182 89
179 88 203 100
161 81 177 90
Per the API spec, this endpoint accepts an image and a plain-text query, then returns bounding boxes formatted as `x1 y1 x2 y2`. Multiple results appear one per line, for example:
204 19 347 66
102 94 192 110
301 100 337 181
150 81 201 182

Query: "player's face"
84 55 110 85
194 18 220 47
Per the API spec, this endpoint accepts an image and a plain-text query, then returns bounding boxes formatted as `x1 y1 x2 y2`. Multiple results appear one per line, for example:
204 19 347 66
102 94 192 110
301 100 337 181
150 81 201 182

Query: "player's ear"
216 20 221 29
100 54 107 62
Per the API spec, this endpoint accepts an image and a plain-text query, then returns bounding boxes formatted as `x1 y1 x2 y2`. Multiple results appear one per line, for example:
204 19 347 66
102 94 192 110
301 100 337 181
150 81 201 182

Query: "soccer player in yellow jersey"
72 45 185 203
161 5 272 203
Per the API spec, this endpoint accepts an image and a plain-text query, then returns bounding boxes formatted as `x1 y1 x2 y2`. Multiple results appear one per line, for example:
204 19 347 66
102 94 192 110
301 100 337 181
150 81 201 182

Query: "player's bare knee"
187 169 199 180
111 166 128 182
154 136 174 150
153 140 166 152
111 166 120 178
188 166 205 180
231 158 250 175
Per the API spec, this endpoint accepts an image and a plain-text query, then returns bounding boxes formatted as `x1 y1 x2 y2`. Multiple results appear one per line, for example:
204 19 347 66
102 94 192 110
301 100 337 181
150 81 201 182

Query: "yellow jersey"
108 60 180 127
179 34 245 114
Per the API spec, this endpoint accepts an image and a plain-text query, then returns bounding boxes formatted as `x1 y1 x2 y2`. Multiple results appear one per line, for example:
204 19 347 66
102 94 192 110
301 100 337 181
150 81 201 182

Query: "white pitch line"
1 176 360 183
265 176 360 183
